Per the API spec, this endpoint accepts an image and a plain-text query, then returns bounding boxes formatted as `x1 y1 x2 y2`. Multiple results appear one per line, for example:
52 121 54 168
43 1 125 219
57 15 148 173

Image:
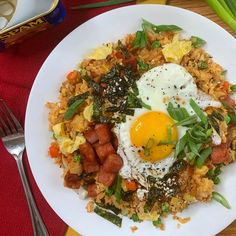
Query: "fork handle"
15 152 48 236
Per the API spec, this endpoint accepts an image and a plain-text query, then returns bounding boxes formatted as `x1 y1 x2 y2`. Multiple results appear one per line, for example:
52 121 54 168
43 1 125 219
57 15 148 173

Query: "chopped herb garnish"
114 175 122 203
144 138 156 156
175 134 188 158
153 218 162 227
190 99 208 124
212 192 231 209
198 60 208 70
230 84 236 91
131 213 140 222
167 102 190 121
133 30 147 48
174 114 198 127
225 114 231 124
137 60 150 71
64 92 89 120
191 36 206 48
105 187 114 196
161 202 170 213
74 155 81 163
151 40 161 48
196 147 212 168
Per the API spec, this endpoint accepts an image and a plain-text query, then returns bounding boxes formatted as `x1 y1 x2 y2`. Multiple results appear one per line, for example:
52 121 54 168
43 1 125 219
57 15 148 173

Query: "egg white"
115 63 221 189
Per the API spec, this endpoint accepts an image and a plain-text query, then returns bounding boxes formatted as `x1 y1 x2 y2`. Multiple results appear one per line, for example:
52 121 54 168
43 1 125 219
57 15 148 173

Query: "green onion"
191 36 206 48
74 155 81 163
190 99 208 124
212 191 231 209
230 84 236 91
174 114 198 127
114 175 122 203
161 202 170 213
151 40 161 48
64 92 89 120
153 218 162 227
218 0 235 18
198 60 208 70
225 114 231 124
144 138 156 156
196 147 212 168
131 213 140 222
94 206 122 227
167 125 172 141
137 60 150 71
188 141 202 157
175 134 188 158
206 0 236 33
167 102 190 121
105 187 114 196
225 0 236 17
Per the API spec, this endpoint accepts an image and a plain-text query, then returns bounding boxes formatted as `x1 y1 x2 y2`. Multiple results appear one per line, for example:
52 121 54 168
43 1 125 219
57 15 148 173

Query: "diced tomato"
222 81 230 91
211 143 229 164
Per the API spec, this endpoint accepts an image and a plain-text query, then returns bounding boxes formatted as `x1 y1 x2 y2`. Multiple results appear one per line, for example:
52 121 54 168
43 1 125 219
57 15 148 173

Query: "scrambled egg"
52 122 85 155
86 43 113 60
162 34 192 64
83 103 93 122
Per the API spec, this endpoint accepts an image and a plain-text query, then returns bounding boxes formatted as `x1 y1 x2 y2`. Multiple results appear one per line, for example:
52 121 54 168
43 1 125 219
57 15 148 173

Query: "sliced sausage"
97 167 116 186
95 142 115 163
87 184 97 198
95 124 112 145
79 142 97 163
64 171 81 189
211 143 229 164
83 161 100 173
84 129 99 144
103 154 123 173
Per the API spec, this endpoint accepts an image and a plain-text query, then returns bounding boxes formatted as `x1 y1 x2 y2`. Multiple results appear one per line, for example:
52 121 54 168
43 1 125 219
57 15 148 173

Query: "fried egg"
114 63 221 188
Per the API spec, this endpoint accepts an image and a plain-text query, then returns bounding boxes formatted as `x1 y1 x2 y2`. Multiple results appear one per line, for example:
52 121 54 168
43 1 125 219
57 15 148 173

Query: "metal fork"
0 99 48 236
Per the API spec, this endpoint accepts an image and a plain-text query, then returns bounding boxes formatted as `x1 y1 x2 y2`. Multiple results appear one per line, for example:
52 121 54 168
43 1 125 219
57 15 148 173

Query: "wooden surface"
169 0 235 235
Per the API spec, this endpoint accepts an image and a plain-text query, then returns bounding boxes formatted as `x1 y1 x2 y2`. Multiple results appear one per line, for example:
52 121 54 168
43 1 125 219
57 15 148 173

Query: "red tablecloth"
0 1 133 235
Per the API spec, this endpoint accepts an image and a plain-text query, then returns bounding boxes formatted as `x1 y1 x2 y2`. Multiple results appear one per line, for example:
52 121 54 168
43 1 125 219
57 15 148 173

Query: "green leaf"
144 138 156 156
190 99 208 124
142 19 182 33
151 40 161 48
230 84 236 91
133 30 147 48
196 147 212 168
212 191 231 209
190 36 206 48
174 134 188 158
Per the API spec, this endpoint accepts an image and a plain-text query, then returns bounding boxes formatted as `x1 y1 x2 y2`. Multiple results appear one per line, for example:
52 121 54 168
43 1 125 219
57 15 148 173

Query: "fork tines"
0 99 23 137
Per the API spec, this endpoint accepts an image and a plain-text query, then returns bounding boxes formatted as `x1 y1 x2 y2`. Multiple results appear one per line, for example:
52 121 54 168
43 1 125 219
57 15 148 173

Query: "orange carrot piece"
49 143 60 158
125 180 138 191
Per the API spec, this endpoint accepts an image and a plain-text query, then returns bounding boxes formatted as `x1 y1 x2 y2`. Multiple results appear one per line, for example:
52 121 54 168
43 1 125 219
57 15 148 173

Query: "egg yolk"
130 111 178 162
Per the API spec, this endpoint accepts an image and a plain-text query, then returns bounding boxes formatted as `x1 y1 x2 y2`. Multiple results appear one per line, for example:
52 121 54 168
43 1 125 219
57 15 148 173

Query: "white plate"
25 4 236 236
